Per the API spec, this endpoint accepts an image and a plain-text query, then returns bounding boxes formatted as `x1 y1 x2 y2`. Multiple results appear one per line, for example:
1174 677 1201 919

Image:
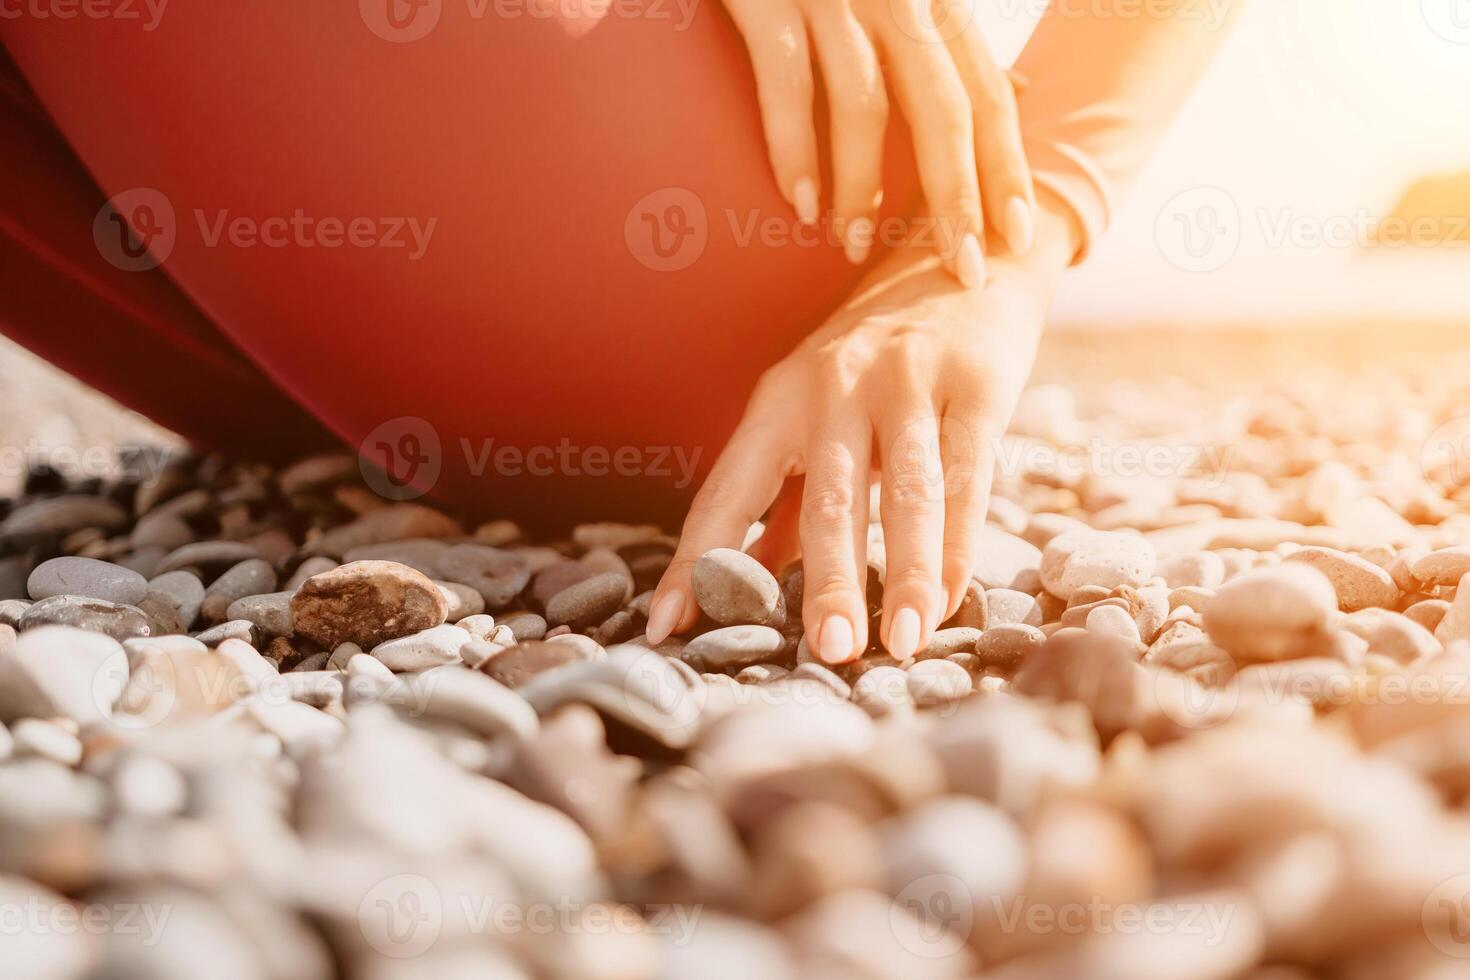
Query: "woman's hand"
723 0 1033 287
646 200 1080 663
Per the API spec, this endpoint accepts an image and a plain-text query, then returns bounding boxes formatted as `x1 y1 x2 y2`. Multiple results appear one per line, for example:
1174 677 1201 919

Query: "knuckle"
805 571 861 607
886 566 937 597
803 479 856 529
688 471 746 519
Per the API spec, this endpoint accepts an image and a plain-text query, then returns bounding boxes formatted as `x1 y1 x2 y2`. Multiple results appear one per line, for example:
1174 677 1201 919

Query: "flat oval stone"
975 624 1047 671
973 525 1044 592
1411 546 1470 588
142 570 206 633
291 560 448 649
916 628 981 661
436 544 532 608
984 589 1043 628
1203 564 1337 662
907 659 973 706
225 592 295 639
27 557 148 606
399 667 539 741
1283 546 1398 612
371 624 472 671
1040 530 1156 601
531 560 597 610
545 572 627 630
435 581 485 621
482 639 591 688
692 548 783 626
200 559 277 622
684 625 788 670
498 611 548 642
18 595 151 641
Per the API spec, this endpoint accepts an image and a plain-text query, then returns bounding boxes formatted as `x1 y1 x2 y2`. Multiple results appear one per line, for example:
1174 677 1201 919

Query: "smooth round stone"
0 494 126 536
975 624 1047 671
851 665 913 713
291 560 448 649
531 560 597 610
1411 546 1470 588
436 581 485 621
18 595 151 641
580 547 636 601
141 570 207 633
498 611 548 642
692 548 783 626
481 640 590 688
0 599 30 628
683 625 787 670
194 619 256 647
984 589 1044 628
398 667 539 741
545 573 628 631
436 544 532 608
907 659 973 706
940 581 987 630
972 525 1044 592
517 646 702 748
1040 530 1157 601
225 592 295 639
27 557 147 605
790 662 852 699
12 718 82 766
916 628 981 661
455 614 499 642
1086 604 1143 644
155 540 261 576
1203 564 1338 662
1283 546 1398 612
371 624 472 671
201 559 278 621
0 625 127 724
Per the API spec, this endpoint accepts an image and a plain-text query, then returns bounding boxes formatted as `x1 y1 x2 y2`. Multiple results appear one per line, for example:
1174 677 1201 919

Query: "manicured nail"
955 233 984 289
645 590 684 644
793 177 819 227
844 217 874 265
888 606 922 660
818 614 855 664
1005 197 1034 254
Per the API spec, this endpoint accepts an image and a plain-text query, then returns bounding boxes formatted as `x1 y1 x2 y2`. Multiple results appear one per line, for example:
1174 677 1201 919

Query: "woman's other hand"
723 0 1034 286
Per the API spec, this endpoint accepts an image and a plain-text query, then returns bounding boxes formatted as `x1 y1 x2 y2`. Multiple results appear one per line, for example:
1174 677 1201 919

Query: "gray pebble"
907 659 973 706
436 543 532 608
498 611 548 642
27 557 148 605
684 624 787 670
202 559 278 620
545 572 627 630
371 623 472 671
692 548 783 626
19 595 151 641
194 619 257 647
145 570 206 630
225 591 295 639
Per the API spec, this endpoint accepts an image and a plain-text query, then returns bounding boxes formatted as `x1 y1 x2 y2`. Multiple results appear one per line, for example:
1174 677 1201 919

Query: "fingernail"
955 233 984 289
888 606 922 660
645 590 684 644
1005 197 1034 254
818 614 855 664
793 177 819 227
844 217 874 265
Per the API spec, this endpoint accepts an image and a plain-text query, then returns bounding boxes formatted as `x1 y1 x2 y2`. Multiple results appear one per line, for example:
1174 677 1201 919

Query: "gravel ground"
1 324 1470 979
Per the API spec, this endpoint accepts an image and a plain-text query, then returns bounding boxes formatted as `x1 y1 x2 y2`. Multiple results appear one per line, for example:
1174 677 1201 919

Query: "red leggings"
0 8 918 524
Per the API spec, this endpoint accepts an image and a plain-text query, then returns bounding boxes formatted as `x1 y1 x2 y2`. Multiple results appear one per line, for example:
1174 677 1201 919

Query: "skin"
648 187 1084 663
722 0 1035 286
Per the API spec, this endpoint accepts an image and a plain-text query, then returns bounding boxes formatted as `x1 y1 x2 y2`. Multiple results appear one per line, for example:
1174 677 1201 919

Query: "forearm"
1014 0 1248 261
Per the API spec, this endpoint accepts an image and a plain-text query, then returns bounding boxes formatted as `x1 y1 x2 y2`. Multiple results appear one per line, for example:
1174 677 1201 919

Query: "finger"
873 8 983 287
800 412 873 664
936 403 996 622
947 18 1035 254
877 408 946 659
648 423 788 642
725 0 822 225
806 5 887 265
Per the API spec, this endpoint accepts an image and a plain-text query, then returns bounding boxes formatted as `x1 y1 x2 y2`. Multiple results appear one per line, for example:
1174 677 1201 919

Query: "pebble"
973 525 1044 591
974 623 1047 672
517 646 702 748
398 667 539 741
371 624 473 671
194 619 256 646
1087 603 1143 645
291 560 448 649
983 588 1043 628
482 639 594 688
851 665 914 714
1283 546 1398 612
11 717 83 765
1203 564 1338 662
1155 550 1226 589
19 595 152 641
906 659 973 706
455 613 499 641
341 538 449 577
27 556 148 605
435 543 532 609
1403 598 1451 634
692 548 784 626
129 510 195 551
284 556 337 591
200 558 277 622
302 502 462 557
683 625 787 670
325 641 363 671
1410 546 1470 587
940 581 987 630
499 610 549 642
0 599 29 628
110 754 189 817
545 572 628 631
1040 529 1157 600
0 494 126 536
225 591 295 639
